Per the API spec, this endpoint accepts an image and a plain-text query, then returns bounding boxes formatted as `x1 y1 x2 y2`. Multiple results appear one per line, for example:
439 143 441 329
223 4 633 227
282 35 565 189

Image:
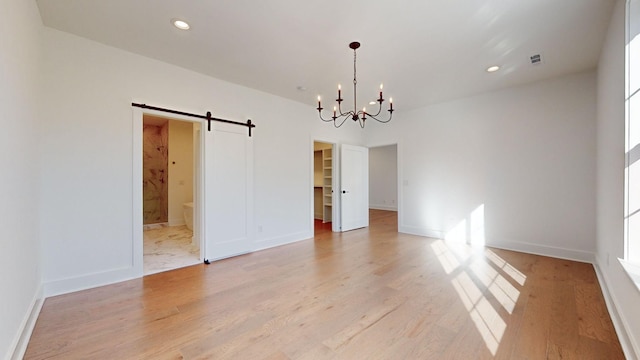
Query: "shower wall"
167 120 194 226
143 123 169 224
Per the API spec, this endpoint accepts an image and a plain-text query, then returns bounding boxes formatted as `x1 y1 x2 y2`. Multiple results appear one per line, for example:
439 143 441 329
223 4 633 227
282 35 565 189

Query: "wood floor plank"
549 281 579 352
575 281 619 344
25 210 625 359
322 292 407 351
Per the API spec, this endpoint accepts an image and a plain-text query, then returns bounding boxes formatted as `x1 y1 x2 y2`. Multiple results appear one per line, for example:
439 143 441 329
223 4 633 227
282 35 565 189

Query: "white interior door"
204 122 253 261
340 144 369 231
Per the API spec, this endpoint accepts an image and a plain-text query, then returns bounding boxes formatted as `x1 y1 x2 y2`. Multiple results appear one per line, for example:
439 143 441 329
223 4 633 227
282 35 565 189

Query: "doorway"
141 114 202 274
313 141 334 234
368 144 399 230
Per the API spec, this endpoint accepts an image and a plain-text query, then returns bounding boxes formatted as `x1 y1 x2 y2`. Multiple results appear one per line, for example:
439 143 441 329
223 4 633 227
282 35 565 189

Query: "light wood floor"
25 210 624 359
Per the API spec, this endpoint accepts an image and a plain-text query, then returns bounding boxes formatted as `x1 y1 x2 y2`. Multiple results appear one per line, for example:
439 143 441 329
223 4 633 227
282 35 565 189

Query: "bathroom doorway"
142 114 202 274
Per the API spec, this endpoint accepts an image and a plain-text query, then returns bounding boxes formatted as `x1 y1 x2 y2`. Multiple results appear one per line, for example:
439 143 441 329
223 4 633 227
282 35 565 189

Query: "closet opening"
313 141 334 235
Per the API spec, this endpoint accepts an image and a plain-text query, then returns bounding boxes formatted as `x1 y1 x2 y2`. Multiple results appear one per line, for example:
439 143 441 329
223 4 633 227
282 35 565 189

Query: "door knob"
342 190 348 194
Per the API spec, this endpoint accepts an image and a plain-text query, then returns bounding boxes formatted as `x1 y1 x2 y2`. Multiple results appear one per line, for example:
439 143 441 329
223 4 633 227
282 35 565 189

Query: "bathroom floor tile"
143 225 200 275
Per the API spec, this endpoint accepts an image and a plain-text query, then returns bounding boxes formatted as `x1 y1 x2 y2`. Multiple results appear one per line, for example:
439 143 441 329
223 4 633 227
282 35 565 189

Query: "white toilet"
183 202 194 230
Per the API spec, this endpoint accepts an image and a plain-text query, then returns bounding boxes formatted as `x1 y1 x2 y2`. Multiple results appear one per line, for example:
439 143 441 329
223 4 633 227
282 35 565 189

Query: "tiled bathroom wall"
143 123 169 224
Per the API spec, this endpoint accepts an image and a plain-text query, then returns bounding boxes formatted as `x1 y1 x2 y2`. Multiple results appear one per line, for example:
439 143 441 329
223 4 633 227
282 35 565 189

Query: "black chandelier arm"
337 100 357 119
332 115 351 128
366 109 394 123
318 111 336 122
337 104 358 120
366 100 385 118
318 110 351 128
319 103 352 121
329 113 351 128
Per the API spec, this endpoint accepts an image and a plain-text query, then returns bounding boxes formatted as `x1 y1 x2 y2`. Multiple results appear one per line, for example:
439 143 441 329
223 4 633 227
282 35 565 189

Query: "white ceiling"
36 0 615 111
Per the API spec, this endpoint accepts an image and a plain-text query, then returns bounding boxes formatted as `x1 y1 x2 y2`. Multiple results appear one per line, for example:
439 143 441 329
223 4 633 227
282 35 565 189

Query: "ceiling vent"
530 54 542 65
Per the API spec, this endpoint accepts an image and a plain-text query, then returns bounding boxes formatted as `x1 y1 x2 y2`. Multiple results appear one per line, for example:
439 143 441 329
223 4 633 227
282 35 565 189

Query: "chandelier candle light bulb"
316 41 395 128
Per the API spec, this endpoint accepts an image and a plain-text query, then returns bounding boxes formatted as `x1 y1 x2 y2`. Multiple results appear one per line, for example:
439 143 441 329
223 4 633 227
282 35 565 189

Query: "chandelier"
317 41 394 128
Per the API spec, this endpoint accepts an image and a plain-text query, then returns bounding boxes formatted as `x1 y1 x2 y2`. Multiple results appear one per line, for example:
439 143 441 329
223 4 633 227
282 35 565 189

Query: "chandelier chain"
353 48 357 114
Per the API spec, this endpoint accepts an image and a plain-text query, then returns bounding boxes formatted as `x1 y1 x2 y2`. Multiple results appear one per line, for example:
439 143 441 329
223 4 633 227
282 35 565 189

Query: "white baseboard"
369 204 398 211
399 225 443 239
43 266 140 298
397 217 603 263
399 227 594 263
8 284 43 360
594 259 640 360
253 230 313 252
486 239 595 264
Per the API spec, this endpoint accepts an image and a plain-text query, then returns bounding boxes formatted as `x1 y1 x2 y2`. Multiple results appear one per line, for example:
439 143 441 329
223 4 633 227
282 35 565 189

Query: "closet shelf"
322 148 332 223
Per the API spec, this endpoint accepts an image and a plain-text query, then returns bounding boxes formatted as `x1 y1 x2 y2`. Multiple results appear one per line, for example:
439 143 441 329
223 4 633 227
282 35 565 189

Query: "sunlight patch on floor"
452 272 506 355
485 249 527 286
431 240 461 274
431 203 527 355
470 260 519 314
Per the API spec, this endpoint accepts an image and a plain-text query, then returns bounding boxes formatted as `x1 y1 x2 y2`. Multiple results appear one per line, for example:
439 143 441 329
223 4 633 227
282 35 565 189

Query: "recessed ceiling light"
172 19 190 30
369 101 376 105
486 65 500 73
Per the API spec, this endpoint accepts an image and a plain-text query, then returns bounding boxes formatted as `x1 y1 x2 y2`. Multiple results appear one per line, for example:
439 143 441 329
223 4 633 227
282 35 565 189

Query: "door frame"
132 107 206 277
310 138 340 233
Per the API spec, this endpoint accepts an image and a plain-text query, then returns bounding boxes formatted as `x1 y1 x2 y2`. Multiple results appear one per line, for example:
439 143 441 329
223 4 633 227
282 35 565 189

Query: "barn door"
203 122 253 261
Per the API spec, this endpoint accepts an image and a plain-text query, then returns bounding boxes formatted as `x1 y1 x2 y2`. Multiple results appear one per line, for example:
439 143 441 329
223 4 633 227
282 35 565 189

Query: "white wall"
369 145 398 211
39 27 363 296
596 0 640 356
0 0 43 358
168 120 194 226
366 71 597 262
